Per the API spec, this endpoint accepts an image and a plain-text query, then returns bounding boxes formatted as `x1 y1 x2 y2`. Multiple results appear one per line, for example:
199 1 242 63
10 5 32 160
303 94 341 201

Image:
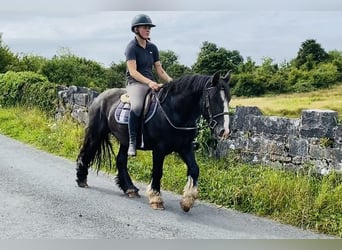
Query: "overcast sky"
1 0 341 68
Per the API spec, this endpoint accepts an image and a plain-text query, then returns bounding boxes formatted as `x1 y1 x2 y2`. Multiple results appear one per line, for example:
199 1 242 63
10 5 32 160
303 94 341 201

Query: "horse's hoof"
76 179 89 188
126 189 140 198
180 199 193 212
180 202 191 212
150 202 165 210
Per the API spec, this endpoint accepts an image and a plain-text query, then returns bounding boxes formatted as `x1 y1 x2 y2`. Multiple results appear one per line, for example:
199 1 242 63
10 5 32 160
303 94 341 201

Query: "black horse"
76 71 231 212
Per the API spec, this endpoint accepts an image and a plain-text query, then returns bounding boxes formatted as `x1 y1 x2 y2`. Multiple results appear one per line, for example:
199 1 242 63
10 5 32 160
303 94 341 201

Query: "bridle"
203 82 230 129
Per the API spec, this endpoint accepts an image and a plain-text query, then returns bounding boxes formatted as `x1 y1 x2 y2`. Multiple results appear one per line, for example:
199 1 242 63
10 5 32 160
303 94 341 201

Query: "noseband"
203 83 230 129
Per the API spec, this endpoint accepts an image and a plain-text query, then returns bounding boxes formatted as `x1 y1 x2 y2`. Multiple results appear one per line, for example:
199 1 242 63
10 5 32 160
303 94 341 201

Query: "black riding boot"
128 112 139 156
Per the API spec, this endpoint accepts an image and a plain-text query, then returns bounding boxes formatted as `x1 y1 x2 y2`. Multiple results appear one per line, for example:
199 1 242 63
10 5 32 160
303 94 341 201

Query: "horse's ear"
211 71 220 86
222 70 232 83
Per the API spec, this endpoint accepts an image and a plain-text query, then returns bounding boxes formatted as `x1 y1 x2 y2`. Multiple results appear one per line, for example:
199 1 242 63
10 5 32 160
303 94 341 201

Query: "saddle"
114 89 164 125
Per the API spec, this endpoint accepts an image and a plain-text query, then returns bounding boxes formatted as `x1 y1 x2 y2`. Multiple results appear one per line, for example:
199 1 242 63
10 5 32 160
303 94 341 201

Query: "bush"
41 52 108 91
232 72 266 97
310 63 339 88
289 63 339 92
0 36 18 73
0 71 57 115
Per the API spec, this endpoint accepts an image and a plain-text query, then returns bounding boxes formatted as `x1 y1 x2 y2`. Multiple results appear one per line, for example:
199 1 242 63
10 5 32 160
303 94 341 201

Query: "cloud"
1 0 342 12
1 10 342 68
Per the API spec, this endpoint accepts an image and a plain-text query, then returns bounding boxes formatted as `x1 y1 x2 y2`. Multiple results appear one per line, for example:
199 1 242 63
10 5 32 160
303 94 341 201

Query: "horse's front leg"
146 150 166 210
178 147 199 212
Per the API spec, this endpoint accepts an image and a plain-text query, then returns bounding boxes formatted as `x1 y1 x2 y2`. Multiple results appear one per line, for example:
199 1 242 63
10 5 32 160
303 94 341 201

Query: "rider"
125 14 173 156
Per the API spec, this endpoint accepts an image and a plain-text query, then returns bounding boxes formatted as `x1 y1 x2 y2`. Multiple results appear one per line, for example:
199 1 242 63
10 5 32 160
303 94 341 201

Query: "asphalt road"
0 134 333 239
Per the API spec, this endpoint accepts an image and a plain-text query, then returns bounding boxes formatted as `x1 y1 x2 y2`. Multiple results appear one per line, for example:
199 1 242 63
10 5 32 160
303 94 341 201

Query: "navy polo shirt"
125 38 160 84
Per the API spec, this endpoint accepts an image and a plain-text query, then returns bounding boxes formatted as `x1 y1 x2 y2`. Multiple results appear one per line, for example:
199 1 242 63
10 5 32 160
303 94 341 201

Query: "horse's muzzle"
217 128 230 140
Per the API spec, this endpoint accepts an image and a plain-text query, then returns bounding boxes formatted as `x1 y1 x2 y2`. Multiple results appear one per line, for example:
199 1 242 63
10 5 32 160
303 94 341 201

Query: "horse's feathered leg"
115 144 140 197
146 149 166 210
178 146 199 212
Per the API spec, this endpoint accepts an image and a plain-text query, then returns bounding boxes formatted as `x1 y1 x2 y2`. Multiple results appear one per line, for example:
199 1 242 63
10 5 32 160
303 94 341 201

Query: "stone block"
292 156 304 164
300 109 338 138
249 116 299 136
309 144 326 159
325 148 342 168
71 107 89 125
289 137 308 156
73 93 90 107
231 106 262 132
246 136 262 152
267 140 286 155
333 125 342 147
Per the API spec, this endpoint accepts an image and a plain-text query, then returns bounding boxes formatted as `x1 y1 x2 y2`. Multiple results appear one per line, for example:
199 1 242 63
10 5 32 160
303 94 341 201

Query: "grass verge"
0 106 341 238
230 83 342 119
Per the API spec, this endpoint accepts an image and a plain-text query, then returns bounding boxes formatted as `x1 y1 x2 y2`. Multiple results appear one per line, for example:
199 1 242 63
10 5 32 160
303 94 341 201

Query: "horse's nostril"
218 128 230 139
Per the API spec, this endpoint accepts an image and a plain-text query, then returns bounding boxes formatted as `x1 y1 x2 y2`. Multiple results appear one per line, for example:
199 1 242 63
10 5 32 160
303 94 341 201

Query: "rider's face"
137 26 151 39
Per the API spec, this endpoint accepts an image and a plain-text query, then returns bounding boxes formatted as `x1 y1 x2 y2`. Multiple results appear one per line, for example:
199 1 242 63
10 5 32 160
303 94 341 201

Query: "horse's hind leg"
76 117 108 187
115 144 140 197
76 131 98 188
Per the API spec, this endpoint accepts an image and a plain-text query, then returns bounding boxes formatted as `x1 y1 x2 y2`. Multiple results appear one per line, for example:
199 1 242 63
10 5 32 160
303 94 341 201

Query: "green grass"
231 84 342 119
0 106 341 238
0 107 84 159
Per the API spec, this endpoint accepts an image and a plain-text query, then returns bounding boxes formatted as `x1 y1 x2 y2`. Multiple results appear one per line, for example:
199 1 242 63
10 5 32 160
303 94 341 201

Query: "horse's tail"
90 112 114 173
77 102 114 174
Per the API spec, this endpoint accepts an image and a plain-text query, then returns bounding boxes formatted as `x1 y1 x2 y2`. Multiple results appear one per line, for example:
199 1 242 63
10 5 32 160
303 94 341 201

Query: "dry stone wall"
216 106 342 174
56 85 98 125
56 87 342 174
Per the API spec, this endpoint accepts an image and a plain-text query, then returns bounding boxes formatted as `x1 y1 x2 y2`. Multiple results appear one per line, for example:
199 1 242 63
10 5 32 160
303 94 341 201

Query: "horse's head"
202 71 231 140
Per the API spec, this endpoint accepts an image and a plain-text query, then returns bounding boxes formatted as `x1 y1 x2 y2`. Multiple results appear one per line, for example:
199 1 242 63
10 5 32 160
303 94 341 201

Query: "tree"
294 39 329 68
16 54 48 73
328 50 342 81
0 33 18 73
159 50 178 70
159 50 191 79
166 64 192 79
41 49 108 91
192 41 243 75
106 61 127 88
233 72 266 97
237 56 257 73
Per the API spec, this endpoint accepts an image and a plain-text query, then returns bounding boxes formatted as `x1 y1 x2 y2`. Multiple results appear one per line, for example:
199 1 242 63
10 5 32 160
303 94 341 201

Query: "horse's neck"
167 90 203 122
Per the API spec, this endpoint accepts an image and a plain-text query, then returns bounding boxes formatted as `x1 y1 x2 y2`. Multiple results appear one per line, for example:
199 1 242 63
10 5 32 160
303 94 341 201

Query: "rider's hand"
148 81 162 91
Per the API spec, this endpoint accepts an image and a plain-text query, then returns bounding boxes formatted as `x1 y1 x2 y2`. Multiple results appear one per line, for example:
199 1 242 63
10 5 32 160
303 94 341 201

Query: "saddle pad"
114 96 158 124
114 102 131 124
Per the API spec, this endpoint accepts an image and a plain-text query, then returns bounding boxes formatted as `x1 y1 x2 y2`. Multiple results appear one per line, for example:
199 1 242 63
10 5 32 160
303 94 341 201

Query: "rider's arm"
126 60 160 90
154 61 173 83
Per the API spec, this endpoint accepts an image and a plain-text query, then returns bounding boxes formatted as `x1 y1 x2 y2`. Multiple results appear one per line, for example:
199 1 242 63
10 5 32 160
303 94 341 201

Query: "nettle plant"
196 118 218 156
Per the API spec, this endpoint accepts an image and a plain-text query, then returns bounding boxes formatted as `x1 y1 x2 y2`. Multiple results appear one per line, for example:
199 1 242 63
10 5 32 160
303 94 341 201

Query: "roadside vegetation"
0 106 341 238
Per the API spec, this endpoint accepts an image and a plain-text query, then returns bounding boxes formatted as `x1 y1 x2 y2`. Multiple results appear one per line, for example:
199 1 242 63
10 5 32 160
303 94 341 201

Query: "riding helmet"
131 14 156 32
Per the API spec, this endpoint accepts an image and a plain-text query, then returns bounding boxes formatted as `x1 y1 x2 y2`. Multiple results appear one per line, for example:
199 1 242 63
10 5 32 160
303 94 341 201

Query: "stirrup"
128 143 137 156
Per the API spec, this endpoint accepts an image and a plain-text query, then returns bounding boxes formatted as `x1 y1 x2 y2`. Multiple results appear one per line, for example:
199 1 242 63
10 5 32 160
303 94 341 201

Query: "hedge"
0 71 57 115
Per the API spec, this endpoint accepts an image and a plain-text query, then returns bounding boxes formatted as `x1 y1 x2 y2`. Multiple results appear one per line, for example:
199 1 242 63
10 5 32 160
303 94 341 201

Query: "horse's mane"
162 74 210 95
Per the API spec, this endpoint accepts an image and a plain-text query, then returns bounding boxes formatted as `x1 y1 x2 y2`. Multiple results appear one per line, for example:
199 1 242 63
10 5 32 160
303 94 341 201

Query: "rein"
153 80 229 131
154 91 197 130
